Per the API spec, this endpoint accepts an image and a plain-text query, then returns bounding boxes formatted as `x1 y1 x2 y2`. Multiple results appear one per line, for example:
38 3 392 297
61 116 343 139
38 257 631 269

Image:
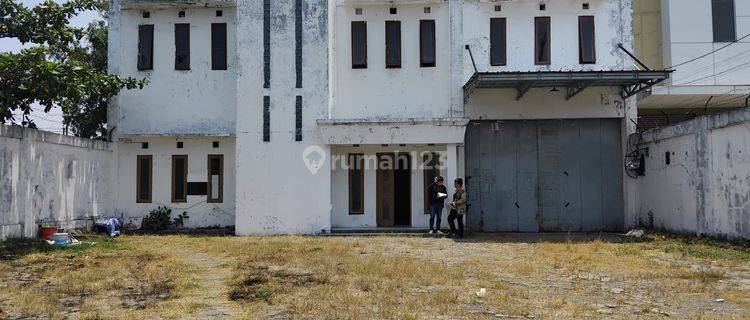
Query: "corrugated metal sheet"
465 119 623 232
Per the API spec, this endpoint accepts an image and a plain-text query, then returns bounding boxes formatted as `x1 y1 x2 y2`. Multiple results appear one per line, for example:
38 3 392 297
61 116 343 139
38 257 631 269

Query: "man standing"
427 176 448 235
448 178 467 238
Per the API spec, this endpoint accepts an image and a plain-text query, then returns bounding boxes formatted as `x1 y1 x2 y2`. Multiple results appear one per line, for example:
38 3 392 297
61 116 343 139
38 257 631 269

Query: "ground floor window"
172 155 188 203
348 154 364 214
207 155 224 203
136 155 152 203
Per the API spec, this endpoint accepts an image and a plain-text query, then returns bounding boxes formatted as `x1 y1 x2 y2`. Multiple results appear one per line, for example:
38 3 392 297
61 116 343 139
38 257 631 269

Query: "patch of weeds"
676 268 725 283
228 275 272 302
614 244 646 257
0 236 128 261
182 280 201 290
656 236 750 263
228 266 328 303
141 206 190 231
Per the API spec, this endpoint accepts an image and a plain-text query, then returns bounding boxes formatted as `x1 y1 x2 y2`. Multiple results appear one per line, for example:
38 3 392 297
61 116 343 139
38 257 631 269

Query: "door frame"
376 153 395 227
393 152 412 227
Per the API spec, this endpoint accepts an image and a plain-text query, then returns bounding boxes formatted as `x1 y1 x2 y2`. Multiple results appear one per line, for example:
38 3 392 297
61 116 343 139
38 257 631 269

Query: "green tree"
0 0 146 138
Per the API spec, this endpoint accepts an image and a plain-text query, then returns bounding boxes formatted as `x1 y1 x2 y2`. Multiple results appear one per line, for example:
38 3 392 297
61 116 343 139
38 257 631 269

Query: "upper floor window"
174 23 190 70
385 21 401 68
712 0 736 42
490 18 507 66
211 23 228 70
137 25 154 70
534 17 551 65
578 16 596 64
351 21 368 68
420 20 436 67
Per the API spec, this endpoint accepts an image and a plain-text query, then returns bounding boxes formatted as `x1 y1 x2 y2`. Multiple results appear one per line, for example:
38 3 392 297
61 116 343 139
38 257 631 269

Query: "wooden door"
376 153 395 227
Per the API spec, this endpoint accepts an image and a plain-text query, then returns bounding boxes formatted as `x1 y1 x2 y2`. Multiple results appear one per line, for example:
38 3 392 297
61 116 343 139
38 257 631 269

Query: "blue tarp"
96 218 122 237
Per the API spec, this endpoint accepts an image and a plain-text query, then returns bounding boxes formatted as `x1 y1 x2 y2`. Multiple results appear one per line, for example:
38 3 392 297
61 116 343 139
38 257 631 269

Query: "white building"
635 0 750 127
631 0 750 239
107 0 668 234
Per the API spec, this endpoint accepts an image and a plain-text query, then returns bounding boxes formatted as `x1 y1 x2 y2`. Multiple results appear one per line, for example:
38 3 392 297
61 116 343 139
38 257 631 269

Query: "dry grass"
0 233 748 319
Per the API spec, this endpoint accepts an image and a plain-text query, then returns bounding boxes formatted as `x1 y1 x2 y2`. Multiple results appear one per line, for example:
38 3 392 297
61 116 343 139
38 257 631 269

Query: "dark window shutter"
175 23 190 70
420 20 436 67
535 17 551 65
137 25 154 70
385 21 401 68
490 18 507 66
211 23 227 70
712 0 736 42
578 16 596 64
351 21 367 68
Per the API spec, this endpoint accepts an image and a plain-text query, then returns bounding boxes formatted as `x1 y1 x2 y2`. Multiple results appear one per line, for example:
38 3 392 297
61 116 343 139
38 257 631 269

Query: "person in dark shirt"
427 176 448 235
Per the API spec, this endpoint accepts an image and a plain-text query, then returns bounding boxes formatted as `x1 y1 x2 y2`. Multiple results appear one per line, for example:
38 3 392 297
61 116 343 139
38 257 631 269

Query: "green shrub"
140 206 181 230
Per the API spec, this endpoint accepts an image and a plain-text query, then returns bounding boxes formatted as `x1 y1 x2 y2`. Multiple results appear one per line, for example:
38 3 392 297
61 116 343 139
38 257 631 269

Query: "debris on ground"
94 218 122 237
625 229 646 238
476 288 487 297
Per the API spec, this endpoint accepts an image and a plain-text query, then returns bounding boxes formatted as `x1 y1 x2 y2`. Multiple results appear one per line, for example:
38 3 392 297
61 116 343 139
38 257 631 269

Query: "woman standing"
448 178 467 238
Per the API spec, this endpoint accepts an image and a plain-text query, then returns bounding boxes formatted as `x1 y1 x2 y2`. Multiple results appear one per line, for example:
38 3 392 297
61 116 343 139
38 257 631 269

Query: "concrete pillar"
446 143 458 195
449 0 464 118
695 117 713 236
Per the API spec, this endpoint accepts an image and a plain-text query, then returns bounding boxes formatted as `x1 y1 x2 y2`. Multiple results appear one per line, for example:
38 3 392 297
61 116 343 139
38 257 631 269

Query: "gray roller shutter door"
465 119 623 232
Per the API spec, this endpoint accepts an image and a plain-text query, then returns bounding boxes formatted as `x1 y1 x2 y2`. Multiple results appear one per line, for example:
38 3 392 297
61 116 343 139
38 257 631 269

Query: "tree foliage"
0 0 146 138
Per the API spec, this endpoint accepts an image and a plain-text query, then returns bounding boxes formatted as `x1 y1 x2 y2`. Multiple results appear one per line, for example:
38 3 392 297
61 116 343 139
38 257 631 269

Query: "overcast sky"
1 0 101 134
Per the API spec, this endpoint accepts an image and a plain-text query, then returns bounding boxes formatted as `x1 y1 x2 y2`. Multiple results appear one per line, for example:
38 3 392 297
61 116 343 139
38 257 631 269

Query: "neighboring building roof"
463 70 672 102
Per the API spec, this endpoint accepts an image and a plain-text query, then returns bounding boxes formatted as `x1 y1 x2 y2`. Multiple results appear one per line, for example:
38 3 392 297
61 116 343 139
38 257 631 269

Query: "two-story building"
108 0 669 234
635 0 750 128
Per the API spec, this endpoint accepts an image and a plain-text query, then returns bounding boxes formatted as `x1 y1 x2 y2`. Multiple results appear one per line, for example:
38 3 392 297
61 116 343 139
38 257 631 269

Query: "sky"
1 0 101 134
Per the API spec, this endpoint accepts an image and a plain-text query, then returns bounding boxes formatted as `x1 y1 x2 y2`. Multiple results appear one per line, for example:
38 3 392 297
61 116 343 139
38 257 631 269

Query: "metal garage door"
465 119 623 232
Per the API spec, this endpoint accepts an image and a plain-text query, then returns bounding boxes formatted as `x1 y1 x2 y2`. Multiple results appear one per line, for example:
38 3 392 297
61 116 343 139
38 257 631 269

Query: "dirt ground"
0 232 748 319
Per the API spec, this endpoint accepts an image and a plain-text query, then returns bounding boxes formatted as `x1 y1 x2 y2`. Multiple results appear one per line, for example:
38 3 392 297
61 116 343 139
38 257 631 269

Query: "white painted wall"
113 137 235 228
659 0 750 86
108 2 237 136
463 0 634 120
234 0 332 235
636 109 750 239
0 125 113 240
466 87 627 120
331 2 453 119
636 134 699 233
463 0 633 80
710 122 750 239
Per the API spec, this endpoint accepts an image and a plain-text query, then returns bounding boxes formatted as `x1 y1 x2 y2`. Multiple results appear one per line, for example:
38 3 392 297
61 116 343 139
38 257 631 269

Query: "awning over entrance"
463 70 672 102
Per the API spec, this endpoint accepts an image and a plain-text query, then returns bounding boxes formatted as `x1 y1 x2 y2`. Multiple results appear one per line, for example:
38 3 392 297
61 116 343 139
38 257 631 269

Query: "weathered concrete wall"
113 137 235 227
108 2 237 136
331 2 453 120
0 125 112 240
234 0 332 235
636 108 750 239
462 0 634 79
